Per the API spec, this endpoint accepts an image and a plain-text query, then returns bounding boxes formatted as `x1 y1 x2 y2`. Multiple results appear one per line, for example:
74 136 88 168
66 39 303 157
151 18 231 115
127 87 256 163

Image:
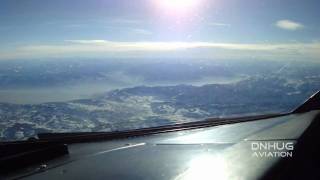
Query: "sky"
0 0 319 61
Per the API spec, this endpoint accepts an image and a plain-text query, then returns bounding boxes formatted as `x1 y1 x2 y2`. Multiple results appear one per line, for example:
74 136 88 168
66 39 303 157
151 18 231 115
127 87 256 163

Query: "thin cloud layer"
275 20 304 31
1 40 319 60
208 22 231 27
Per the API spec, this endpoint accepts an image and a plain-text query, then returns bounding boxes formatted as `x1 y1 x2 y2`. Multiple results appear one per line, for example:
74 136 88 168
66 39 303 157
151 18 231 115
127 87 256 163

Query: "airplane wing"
1 91 320 180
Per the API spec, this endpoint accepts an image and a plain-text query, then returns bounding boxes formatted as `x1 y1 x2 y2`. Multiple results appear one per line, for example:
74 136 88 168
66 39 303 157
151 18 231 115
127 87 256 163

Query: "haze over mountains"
0 59 320 141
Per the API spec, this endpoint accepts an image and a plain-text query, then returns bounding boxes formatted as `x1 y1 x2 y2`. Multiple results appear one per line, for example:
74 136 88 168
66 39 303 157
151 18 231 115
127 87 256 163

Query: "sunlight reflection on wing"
175 154 228 180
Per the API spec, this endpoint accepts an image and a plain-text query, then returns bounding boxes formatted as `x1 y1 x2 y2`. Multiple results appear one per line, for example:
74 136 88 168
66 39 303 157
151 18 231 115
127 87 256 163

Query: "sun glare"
175 154 228 180
155 0 202 13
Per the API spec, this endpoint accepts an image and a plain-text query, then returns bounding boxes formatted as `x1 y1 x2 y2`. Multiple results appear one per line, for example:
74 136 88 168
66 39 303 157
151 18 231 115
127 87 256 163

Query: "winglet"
293 90 320 113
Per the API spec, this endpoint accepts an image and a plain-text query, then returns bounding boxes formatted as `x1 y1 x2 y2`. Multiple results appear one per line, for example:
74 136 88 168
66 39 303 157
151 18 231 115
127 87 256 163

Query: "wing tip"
293 90 320 113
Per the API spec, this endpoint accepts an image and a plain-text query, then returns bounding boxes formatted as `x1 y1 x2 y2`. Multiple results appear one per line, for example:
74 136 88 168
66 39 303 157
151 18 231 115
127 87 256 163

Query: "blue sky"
0 0 319 60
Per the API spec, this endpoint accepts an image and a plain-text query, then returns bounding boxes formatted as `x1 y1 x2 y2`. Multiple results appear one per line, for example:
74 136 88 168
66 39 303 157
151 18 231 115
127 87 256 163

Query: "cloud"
208 22 231 27
92 18 143 26
275 20 304 31
62 40 320 52
131 28 153 35
108 18 142 25
1 40 319 61
65 40 108 44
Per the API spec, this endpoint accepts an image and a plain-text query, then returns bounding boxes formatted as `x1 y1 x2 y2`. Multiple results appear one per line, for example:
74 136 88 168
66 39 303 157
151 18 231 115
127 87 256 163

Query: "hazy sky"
0 0 319 60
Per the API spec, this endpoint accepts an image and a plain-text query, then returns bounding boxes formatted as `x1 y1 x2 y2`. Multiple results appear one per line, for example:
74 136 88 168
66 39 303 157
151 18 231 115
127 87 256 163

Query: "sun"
155 0 202 13
161 0 199 9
